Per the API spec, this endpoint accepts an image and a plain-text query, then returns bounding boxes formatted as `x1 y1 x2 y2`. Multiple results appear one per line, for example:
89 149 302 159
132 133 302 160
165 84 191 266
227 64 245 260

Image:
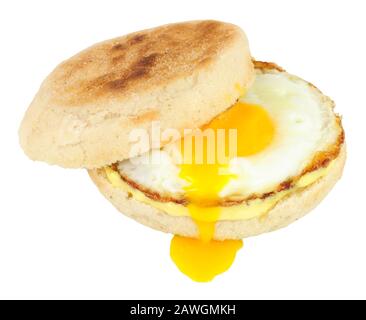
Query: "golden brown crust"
51 21 240 107
252 60 285 72
19 20 253 168
302 117 345 174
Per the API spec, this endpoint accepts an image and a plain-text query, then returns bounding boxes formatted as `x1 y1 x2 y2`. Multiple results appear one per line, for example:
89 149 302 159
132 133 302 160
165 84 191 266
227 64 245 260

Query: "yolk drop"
170 236 243 282
170 102 274 282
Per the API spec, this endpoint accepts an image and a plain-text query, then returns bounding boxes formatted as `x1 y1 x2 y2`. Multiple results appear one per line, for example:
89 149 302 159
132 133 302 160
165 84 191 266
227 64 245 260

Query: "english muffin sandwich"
19 20 345 282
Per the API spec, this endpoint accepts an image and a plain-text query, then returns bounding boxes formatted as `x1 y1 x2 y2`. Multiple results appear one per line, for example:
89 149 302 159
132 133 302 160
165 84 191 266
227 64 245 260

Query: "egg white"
118 70 339 198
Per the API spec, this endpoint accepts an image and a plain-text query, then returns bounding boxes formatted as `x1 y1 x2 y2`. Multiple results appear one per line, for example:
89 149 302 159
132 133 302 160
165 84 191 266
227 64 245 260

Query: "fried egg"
118 69 339 201
112 64 342 282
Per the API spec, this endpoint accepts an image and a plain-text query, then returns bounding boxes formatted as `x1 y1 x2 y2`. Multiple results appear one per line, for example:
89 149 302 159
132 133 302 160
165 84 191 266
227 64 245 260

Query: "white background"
1 0 365 300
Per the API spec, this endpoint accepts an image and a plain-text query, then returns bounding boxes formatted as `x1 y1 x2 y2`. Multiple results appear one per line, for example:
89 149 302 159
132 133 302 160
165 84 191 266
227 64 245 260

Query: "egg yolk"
170 102 275 282
170 236 243 282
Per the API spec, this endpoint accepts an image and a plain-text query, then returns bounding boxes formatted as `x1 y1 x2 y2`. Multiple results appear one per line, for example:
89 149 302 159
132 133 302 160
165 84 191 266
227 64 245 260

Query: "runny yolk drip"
170 102 275 282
